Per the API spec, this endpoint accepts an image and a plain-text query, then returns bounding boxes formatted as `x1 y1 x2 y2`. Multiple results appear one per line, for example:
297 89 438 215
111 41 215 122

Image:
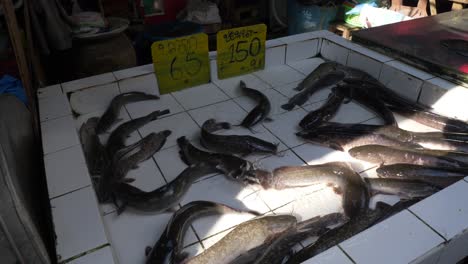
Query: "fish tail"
157 109 170 116
281 103 295 111
161 130 172 137
240 80 247 89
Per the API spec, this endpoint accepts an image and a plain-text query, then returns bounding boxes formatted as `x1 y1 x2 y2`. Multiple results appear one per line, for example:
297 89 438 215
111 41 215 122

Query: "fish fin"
174 252 189 263
239 80 247 89
165 207 178 212
281 103 295 111
294 84 305 91
123 178 135 183
145 246 152 256
116 203 127 215
264 117 274 122
162 130 172 137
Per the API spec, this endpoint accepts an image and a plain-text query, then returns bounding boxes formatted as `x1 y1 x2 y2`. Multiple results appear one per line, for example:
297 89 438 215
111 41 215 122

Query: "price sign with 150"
217 24 267 79
151 33 210 94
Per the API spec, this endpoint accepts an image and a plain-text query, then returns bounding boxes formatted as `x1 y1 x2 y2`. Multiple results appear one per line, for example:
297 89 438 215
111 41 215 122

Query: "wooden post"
0 0 39 137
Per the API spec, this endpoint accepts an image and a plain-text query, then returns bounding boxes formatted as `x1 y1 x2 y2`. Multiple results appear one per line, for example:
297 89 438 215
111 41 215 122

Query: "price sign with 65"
151 33 210 94
217 24 267 79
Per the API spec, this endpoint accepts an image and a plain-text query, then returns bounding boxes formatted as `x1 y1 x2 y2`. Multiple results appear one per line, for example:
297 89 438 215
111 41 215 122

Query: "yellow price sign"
151 33 210 94
217 24 267 79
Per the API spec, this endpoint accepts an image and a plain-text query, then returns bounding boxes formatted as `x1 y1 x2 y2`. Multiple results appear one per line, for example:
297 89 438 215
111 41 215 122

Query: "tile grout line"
60 243 111 264
407 209 448 242
49 184 92 201
337 245 358 264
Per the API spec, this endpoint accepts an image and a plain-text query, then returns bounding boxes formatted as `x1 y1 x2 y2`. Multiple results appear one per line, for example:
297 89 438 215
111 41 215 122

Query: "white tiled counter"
38 30 468 264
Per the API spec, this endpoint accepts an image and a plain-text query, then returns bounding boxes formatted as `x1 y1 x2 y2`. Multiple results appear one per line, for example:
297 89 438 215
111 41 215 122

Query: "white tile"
62 73 116 93
188 100 247 126
103 210 173 264
39 94 72 122
113 64 154 80
190 207 261 242
44 145 91 198
323 34 357 50
320 39 349 65
292 144 372 173
255 149 306 171
313 30 335 37
118 73 159 95
340 210 445 264
69 83 120 115
126 159 166 192
346 51 383 79
213 73 271 98
254 64 305 88
172 83 229 110
262 108 307 148
285 39 320 63
125 94 184 119
419 78 468 121
37 84 62 99
153 145 189 183
51 187 107 262
269 187 341 218
437 230 468 264
266 39 285 48
181 174 269 215
409 180 468 240
138 112 200 150
379 63 423 103
274 82 331 106
234 88 288 117
395 114 440 133
385 60 434 80
287 57 326 75
302 246 354 264
349 45 394 63
303 100 377 125
265 45 286 68
411 245 444 264
68 246 115 264
41 115 80 154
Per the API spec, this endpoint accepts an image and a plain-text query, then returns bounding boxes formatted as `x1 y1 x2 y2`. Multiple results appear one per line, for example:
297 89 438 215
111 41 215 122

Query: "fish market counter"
38 30 468 264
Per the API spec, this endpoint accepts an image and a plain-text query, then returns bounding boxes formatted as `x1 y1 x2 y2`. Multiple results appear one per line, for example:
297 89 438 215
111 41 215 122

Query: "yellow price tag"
151 33 210 94
217 24 267 79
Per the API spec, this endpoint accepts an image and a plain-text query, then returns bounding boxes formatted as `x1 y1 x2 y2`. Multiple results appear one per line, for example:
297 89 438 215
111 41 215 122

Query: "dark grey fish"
177 136 257 183
299 89 345 130
146 201 260 264
239 81 272 128
337 84 397 126
183 215 297 264
348 145 468 168
285 200 420 264
376 164 465 188
112 163 218 214
97 92 160 134
342 78 429 111
106 109 170 157
365 178 441 200
255 162 369 218
296 129 421 152
252 213 349 264
388 105 468 133
282 71 345 110
97 131 171 202
200 119 278 156
294 61 340 92
79 117 107 175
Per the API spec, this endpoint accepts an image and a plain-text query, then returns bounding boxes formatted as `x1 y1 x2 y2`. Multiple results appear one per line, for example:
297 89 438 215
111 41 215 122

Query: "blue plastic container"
288 0 338 35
